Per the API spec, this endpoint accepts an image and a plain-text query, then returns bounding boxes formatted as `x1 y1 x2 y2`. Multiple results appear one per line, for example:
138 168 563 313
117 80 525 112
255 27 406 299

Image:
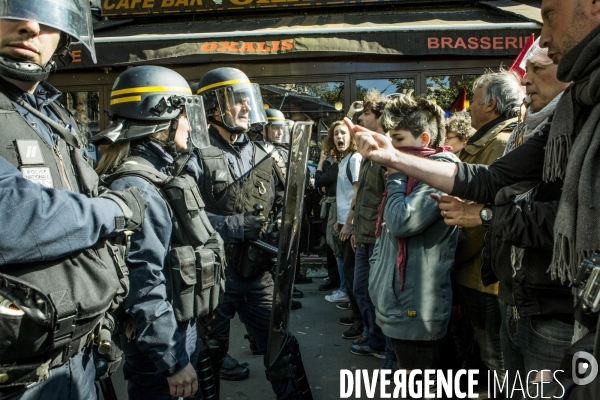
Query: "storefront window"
355 78 415 100
426 74 480 111
260 82 343 125
261 82 343 164
57 91 100 161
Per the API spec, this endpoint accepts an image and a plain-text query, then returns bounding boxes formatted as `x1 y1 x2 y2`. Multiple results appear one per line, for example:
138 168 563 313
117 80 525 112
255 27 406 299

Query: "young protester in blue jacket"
369 95 459 373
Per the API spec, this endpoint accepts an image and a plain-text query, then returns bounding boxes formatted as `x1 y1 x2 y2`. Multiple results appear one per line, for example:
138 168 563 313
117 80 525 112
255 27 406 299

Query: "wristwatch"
479 204 493 227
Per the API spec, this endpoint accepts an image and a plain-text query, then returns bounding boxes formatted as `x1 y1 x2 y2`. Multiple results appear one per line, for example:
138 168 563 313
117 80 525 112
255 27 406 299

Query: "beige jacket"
454 117 516 295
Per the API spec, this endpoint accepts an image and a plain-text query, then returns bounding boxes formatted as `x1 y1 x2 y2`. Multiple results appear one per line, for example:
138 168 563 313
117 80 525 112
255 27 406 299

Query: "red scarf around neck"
375 145 452 290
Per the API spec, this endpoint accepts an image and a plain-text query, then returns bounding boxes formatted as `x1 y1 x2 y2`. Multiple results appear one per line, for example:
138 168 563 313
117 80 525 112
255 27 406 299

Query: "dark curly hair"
379 94 446 148
322 120 357 162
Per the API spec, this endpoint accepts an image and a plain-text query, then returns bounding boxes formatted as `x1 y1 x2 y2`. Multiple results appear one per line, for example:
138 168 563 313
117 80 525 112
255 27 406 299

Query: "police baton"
98 375 119 400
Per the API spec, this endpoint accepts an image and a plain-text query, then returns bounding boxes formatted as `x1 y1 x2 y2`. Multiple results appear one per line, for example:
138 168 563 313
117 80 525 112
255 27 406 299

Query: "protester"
346 0 600 391
452 70 523 382
435 36 573 385
444 111 475 154
315 148 342 292
321 120 364 340
348 89 391 362
369 94 459 375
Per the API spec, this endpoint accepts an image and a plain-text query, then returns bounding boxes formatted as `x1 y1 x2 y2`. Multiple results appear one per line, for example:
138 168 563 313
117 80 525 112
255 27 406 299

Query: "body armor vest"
102 156 225 323
198 136 274 216
256 141 287 184
0 91 128 386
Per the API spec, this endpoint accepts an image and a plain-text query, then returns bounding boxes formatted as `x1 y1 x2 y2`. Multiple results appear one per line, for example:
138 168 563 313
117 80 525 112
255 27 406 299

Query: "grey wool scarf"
544 24 600 284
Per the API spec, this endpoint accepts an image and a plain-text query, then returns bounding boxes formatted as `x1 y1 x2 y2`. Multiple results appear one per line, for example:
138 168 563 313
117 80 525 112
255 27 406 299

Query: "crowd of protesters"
309 23 600 396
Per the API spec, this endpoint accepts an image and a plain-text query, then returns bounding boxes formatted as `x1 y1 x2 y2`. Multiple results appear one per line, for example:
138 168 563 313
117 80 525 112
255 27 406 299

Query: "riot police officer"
0 1 146 399
189 67 298 399
92 66 223 400
263 108 290 146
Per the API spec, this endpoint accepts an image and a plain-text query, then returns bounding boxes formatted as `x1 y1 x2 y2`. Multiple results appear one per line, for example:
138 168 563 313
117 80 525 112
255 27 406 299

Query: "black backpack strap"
346 152 356 183
102 156 169 187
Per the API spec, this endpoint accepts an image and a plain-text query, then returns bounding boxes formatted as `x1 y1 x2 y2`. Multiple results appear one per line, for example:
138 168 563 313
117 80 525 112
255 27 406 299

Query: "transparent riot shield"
185 96 210 149
265 122 314 400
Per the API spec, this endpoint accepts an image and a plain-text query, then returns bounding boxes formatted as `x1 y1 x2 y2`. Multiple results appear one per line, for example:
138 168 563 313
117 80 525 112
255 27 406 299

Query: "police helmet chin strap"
0 55 56 82
150 118 179 157
0 33 71 82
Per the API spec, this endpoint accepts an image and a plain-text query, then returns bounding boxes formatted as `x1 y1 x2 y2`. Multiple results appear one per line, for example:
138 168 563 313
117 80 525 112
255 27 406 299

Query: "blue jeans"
391 338 442 370
0 348 97 400
124 320 200 400
340 239 361 318
337 255 346 293
499 300 574 386
354 243 386 351
209 267 297 400
458 285 505 379
385 337 397 362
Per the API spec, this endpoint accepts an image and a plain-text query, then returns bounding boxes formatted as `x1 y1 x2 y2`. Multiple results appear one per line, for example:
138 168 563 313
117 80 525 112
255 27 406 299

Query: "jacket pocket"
355 204 378 237
169 246 196 323
194 246 224 319
0 310 50 362
249 168 271 205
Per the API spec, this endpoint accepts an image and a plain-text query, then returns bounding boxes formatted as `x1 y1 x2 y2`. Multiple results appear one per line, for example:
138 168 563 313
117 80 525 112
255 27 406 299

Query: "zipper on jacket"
53 144 72 191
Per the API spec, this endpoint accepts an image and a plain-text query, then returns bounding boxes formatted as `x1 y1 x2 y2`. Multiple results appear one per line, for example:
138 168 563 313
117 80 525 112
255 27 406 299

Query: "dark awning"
481 1 543 24
261 85 338 116
64 7 540 70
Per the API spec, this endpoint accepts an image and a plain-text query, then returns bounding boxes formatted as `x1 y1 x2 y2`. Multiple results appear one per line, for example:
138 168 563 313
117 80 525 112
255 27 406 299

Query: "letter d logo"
573 351 598 385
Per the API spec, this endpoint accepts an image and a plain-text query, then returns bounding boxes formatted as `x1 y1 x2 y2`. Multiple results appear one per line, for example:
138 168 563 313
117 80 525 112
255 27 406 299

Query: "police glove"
100 187 147 232
243 212 267 241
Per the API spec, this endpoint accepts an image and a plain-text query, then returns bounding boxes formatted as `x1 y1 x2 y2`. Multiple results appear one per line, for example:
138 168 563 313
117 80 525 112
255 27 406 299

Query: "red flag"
509 34 535 78
449 87 466 113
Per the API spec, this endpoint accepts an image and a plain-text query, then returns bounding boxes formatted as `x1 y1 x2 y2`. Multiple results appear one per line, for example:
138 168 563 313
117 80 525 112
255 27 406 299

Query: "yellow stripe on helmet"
111 86 192 97
110 95 142 105
197 79 250 94
267 116 285 121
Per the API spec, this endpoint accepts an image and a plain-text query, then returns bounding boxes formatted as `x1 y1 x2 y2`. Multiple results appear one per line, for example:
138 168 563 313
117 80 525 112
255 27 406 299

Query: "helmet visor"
184 96 210 149
215 83 266 131
265 122 290 144
0 0 96 63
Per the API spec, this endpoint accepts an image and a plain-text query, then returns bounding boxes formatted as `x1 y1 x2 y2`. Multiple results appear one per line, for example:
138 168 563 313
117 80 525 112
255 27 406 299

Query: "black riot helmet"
0 0 97 82
91 66 208 155
264 108 290 144
196 67 267 134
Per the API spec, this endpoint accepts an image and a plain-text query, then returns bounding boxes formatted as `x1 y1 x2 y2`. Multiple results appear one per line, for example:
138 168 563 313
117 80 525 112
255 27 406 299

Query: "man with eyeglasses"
450 71 524 380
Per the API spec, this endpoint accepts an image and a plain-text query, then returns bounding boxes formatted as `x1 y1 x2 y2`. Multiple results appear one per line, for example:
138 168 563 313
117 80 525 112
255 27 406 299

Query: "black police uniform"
186 127 297 399
0 79 132 399
106 142 200 400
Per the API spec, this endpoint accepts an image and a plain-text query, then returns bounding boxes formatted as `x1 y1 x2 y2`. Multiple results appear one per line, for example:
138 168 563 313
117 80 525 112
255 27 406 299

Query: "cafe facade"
50 0 542 135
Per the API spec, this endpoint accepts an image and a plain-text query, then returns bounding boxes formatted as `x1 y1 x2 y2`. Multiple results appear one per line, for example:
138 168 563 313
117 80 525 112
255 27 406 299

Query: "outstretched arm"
345 118 458 194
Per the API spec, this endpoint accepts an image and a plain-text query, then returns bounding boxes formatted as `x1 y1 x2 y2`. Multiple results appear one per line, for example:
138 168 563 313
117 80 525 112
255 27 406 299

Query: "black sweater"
451 125 573 318
315 159 338 197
